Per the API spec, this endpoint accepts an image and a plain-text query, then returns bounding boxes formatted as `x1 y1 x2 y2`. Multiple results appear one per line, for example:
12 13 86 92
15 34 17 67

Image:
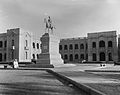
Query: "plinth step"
25 64 54 68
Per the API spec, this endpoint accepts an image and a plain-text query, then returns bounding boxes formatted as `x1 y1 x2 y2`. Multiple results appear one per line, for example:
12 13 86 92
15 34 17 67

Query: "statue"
44 16 55 34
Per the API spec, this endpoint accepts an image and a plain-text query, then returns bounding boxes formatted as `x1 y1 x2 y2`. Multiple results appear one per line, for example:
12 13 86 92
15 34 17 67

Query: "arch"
108 41 112 47
75 54 79 59
69 44 73 50
80 44 84 49
99 40 105 47
69 54 73 61
0 53 2 61
100 52 105 61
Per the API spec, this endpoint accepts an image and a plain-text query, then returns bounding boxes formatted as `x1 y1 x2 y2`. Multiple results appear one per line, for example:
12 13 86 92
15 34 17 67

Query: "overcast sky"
0 0 120 38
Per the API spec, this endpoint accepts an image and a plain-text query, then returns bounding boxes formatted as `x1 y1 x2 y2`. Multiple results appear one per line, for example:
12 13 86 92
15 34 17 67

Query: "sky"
0 0 120 38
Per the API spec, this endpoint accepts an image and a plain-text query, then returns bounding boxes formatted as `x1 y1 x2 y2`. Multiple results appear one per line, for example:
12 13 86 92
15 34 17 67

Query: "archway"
69 54 73 61
100 52 105 61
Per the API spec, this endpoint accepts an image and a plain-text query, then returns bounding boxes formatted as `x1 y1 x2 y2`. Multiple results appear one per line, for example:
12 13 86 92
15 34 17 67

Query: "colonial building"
0 28 41 62
59 37 88 63
59 31 118 63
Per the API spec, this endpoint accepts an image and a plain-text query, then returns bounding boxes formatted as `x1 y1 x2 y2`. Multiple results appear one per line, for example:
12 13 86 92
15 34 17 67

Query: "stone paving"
51 64 120 95
1 64 120 95
0 69 85 95
52 64 120 84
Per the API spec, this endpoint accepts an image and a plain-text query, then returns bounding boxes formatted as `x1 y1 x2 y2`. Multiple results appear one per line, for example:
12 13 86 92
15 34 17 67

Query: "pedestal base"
25 63 54 68
36 52 63 67
35 33 63 68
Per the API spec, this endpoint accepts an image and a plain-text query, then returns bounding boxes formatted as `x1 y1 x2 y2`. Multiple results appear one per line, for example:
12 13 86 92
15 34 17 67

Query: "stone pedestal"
36 33 63 67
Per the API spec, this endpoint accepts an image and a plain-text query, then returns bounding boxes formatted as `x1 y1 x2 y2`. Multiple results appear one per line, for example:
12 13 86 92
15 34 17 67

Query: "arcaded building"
59 31 118 63
0 28 41 62
59 37 88 63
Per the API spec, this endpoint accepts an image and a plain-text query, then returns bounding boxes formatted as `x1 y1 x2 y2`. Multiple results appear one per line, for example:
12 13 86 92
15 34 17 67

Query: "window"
64 54 68 60
4 53 6 61
4 41 7 48
75 54 79 59
92 42 96 48
0 53 2 61
86 54 88 60
80 44 84 49
12 40 14 46
32 54 35 59
37 54 39 59
108 53 112 61
108 41 112 47
33 42 35 48
92 53 96 61
99 40 105 47
69 44 73 50
37 43 39 49
0 41 3 48
80 54 84 60
64 45 68 50
25 52 28 59
75 44 78 49
69 54 73 61
25 40 28 47
100 52 105 61
59 45 62 50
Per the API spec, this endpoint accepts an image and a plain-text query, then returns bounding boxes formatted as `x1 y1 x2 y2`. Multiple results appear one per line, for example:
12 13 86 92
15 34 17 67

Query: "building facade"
59 31 118 63
59 37 88 63
0 28 41 62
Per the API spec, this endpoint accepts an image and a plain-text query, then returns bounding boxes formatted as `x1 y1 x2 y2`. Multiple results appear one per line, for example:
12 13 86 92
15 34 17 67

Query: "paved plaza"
1 64 120 95
51 64 120 95
0 69 85 95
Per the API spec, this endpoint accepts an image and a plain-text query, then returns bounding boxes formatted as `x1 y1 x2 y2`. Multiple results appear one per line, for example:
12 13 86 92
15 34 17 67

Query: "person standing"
13 59 19 68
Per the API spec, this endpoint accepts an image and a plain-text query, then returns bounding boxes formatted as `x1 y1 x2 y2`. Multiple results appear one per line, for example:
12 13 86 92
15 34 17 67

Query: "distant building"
59 31 118 63
0 28 119 63
0 28 41 62
118 35 120 62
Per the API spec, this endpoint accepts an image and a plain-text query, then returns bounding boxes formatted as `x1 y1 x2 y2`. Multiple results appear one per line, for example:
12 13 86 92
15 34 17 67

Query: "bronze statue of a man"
44 16 55 34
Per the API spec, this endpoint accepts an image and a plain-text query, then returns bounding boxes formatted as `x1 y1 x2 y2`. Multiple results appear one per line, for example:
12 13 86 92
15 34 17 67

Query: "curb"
85 70 120 72
0 68 47 71
47 69 106 95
